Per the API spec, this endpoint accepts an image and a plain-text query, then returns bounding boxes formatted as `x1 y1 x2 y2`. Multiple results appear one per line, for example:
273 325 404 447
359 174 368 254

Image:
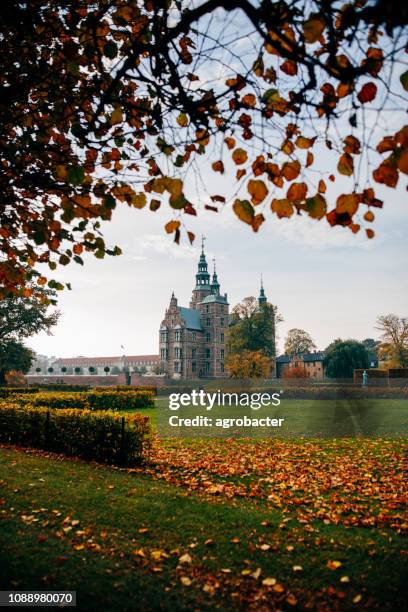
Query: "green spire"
211 258 220 294
195 235 210 289
258 274 267 305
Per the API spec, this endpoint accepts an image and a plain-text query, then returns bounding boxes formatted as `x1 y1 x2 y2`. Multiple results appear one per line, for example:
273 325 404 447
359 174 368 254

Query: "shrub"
0 387 38 398
13 390 155 411
93 385 157 395
85 390 155 411
0 403 150 466
34 384 90 392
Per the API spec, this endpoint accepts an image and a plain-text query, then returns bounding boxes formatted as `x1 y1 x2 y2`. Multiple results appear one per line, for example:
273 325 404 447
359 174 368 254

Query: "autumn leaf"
397 149 408 174
287 182 307 201
282 160 301 181
248 179 268 205
271 198 294 218
318 179 326 194
327 560 342 570
337 153 354 176
364 210 375 222
176 113 189 127
212 160 224 173
110 108 123 125
357 82 377 104
233 199 254 224
232 148 248 165
306 194 327 219
336 193 359 215
303 14 326 43
373 160 399 187
281 60 297 76
165 220 180 234
130 193 147 209
296 136 315 149
344 135 361 154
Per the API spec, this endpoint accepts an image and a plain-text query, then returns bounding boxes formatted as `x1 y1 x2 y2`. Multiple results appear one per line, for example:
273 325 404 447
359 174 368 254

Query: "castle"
159 240 274 379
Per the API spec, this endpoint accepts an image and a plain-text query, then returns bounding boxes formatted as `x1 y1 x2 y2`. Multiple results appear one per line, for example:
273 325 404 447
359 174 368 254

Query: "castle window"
206 332 211 342
192 332 196 341
174 347 183 359
220 317 225 326
220 362 224 373
206 305 209 313
220 349 224 359
160 331 168 342
220 332 224 342
206 348 211 359
174 361 180 373
175 329 182 341
206 317 211 326
192 361 196 372
205 362 210 373
192 348 196 359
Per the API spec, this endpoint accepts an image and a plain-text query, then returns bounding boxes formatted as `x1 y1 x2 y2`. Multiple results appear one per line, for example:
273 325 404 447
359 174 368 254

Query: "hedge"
0 387 38 398
33 384 90 392
0 403 150 466
93 385 157 395
14 390 155 411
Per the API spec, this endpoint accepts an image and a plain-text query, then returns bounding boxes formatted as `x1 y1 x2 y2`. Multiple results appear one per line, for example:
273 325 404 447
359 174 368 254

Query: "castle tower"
258 274 267 307
210 259 220 295
190 236 212 308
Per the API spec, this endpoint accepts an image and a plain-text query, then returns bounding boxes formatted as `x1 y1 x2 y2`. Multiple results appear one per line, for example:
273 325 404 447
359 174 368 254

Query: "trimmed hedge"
93 385 157 395
33 384 90 392
0 387 38 398
0 403 150 466
15 390 155 411
86 391 155 410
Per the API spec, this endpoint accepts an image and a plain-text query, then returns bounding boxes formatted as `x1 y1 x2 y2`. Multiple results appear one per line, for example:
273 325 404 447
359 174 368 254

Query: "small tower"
210 258 220 295
190 236 212 308
258 274 267 307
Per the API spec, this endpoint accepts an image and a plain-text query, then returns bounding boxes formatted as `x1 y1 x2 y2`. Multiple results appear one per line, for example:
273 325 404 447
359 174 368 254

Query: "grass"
0 442 406 611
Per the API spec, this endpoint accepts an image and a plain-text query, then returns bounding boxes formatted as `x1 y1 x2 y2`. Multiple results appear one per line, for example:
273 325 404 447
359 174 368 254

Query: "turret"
258 274 267 306
210 258 220 294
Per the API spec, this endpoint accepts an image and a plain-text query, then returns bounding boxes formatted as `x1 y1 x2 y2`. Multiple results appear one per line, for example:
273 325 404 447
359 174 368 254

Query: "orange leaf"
212 160 224 173
281 60 297 76
271 198 294 218
165 220 180 234
366 229 375 239
287 182 307 201
232 148 248 165
303 15 326 43
373 160 399 187
248 179 268 205
282 160 301 181
296 136 315 149
364 210 375 222
336 193 359 215
343 135 361 154
397 149 408 174
357 82 377 104
318 179 326 194
306 151 314 167
337 153 354 176
252 213 265 232
225 137 236 150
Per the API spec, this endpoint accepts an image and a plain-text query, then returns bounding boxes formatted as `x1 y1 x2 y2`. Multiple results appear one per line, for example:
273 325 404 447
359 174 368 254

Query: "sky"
29 176 407 359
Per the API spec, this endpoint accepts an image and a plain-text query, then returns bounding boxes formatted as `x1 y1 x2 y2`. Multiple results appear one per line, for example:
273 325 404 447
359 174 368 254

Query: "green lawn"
0 444 405 611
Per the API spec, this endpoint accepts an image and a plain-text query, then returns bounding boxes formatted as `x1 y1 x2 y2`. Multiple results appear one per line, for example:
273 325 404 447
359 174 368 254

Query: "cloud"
136 234 197 260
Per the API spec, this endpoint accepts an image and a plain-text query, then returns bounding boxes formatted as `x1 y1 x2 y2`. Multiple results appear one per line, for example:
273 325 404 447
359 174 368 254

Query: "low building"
30 355 160 376
276 352 325 379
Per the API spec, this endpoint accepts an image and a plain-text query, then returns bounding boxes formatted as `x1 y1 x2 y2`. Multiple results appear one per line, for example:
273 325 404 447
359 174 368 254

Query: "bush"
92 385 157 395
0 403 150 466
14 390 155 411
0 387 38 398
33 384 90 392
86 391 155 411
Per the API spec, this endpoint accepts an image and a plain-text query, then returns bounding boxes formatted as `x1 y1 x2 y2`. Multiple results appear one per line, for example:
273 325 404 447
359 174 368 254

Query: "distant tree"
0 341 33 385
48 367 54 374
324 339 370 378
0 288 59 343
226 350 271 379
362 338 380 354
283 365 309 379
61 366 67 374
35 367 41 374
284 328 316 355
88 366 96 374
375 314 408 368
104 366 110 375
74 367 82 375
227 297 281 358
5 370 27 387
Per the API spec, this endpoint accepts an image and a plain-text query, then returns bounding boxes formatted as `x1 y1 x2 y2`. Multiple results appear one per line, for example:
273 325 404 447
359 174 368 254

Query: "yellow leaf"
179 553 192 564
110 108 123 125
303 15 326 44
180 576 192 586
262 577 277 586
130 193 147 209
338 153 354 176
327 560 342 570
233 199 254 224
248 179 268 205
336 194 359 215
176 113 189 127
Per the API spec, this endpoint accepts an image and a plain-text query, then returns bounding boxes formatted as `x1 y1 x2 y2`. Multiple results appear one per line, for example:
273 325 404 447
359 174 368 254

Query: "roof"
200 293 228 304
179 307 203 331
54 355 159 366
276 352 325 363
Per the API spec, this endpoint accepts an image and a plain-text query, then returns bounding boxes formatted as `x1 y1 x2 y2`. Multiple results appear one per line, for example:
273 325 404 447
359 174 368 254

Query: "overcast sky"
28 173 407 358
